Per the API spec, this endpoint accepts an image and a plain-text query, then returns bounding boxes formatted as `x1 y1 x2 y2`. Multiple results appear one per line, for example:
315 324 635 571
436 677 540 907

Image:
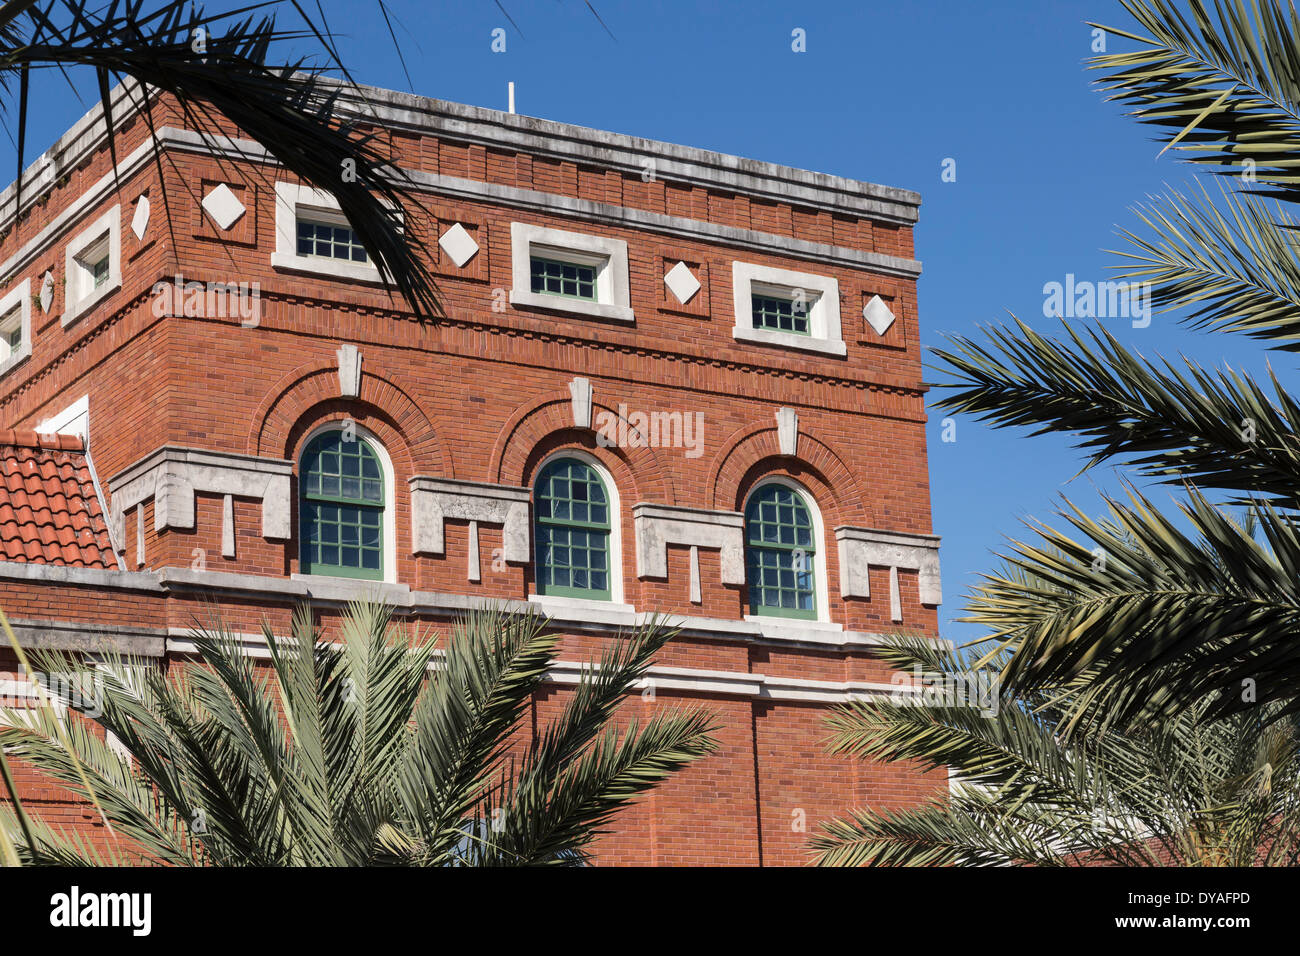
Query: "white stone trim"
568 376 593 429
321 81 921 223
835 526 942 613
0 618 167 657
62 204 121 327
36 394 89 441
509 222 634 323
632 503 745 592
409 476 531 566
0 278 33 377
299 422 399 585
0 560 944 652
108 446 293 552
732 261 844 357
526 592 637 620
272 181 386 284
743 476 832 623
1 80 920 233
776 406 799 457
742 615 844 637
159 625 913 705
337 343 362 397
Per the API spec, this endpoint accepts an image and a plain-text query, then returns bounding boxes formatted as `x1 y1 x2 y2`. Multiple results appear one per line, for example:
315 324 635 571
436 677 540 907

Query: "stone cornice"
0 560 942 653
322 79 922 224
0 79 921 230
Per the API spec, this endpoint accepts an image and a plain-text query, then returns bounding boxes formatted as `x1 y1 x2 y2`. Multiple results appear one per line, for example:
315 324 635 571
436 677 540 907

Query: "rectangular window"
751 292 814 335
296 219 369 263
509 223 634 323
530 256 597 301
0 308 21 361
732 261 845 357
0 278 32 373
273 183 386 284
63 206 121 328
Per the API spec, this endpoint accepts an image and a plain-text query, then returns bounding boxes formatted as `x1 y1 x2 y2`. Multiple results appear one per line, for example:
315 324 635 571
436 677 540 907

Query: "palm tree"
0 0 445 868
811 635 1300 866
0 601 718 866
930 0 1300 731
0 0 440 316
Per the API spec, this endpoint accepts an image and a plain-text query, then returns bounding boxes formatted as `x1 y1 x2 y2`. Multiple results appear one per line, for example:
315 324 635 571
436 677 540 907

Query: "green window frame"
299 430 385 580
751 291 813 335
530 256 598 301
534 457 612 600
745 482 818 619
91 254 112 288
296 218 370 263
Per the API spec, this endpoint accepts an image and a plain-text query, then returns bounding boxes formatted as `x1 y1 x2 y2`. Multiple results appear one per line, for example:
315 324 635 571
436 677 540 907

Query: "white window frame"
741 476 834 626
37 394 90 443
63 205 121 328
527 447 631 611
732 261 845 356
296 421 398 585
272 182 385 284
510 222 634 323
0 278 32 376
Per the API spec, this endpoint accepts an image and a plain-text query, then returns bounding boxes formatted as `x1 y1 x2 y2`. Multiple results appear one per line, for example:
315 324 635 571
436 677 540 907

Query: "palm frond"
930 318 1300 507
1093 0 1300 203
815 637 1300 866
0 0 441 317
1 601 717 866
967 486 1300 731
1116 182 1300 347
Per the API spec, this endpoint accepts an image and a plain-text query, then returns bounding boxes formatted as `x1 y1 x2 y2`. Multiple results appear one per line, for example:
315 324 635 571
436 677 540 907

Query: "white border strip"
160 627 914 705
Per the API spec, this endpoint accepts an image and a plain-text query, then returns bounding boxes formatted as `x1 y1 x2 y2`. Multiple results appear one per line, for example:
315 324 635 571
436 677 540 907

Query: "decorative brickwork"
0 82 944 865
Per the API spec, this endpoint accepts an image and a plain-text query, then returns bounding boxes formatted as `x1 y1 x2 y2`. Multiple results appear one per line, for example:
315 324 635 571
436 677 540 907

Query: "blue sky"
6 1 1277 642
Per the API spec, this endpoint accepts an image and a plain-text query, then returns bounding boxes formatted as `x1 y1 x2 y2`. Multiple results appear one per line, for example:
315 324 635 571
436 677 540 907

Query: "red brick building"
0 81 944 865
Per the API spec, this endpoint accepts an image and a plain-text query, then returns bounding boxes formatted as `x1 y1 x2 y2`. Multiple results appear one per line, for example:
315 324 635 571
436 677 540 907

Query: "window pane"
529 257 597 301
745 484 817 617
751 292 812 335
301 431 384 578
535 458 611 598
297 218 369 263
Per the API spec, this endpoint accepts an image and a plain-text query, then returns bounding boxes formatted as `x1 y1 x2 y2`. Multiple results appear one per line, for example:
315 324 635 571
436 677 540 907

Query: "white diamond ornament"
131 195 151 240
39 271 54 313
438 222 480 267
202 184 246 231
863 295 896 336
663 261 700 305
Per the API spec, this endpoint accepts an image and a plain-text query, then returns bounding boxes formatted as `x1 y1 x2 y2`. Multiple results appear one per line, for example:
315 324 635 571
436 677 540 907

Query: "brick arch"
708 420 867 527
489 395 674 503
282 405 415 481
249 362 453 478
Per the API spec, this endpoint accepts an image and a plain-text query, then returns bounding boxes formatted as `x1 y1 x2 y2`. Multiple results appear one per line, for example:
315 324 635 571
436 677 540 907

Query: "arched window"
299 429 385 580
534 456 611 600
745 482 817 619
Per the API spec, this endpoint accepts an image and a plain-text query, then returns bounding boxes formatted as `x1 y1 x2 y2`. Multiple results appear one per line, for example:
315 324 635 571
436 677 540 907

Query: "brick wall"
0 87 944 865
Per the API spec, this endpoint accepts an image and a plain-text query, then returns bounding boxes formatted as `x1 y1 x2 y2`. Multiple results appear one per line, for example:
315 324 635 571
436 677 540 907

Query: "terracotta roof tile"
0 432 115 570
